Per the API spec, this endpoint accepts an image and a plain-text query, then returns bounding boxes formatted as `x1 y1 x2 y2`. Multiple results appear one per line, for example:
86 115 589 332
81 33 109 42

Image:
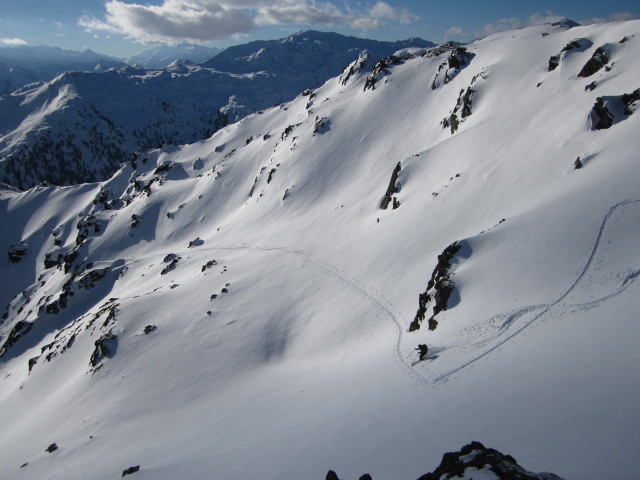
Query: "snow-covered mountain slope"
2 20 640 480
0 31 431 190
127 44 222 69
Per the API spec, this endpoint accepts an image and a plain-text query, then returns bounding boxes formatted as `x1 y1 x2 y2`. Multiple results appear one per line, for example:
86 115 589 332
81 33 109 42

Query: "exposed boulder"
161 254 180 275
122 465 140 476
590 97 614 130
380 162 402 210
8 241 28 263
45 443 58 453
578 47 610 78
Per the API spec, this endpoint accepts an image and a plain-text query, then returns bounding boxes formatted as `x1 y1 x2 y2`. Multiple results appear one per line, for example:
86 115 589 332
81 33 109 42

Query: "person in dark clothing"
416 344 429 361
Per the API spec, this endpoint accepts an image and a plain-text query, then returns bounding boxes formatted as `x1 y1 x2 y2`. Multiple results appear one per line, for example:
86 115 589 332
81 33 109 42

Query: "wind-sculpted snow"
1 20 640 480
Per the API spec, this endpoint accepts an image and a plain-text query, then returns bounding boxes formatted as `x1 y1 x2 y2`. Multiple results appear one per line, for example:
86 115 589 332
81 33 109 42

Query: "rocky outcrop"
380 162 402 210
325 442 564 480
364 55 405 91
409 241 462 332
430 46 475 90
89 332 118 368
417 441 564 480
578 46 610 77
590 97 614 130
0 320 33 357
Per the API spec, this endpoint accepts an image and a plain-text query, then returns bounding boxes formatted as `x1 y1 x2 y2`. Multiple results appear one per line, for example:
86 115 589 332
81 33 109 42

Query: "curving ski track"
432 199 640 383
85 200 640 387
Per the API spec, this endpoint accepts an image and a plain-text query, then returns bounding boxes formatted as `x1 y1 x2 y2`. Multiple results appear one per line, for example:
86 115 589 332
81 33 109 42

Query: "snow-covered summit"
1 20 640 480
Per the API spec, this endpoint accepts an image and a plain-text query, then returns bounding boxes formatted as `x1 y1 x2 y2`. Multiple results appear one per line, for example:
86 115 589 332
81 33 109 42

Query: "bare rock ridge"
410 241 463 332
327 442 564 480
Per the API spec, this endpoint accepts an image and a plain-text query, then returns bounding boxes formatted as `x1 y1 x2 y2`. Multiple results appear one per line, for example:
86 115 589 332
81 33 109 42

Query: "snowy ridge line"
202 244 432 385
432 199 640 383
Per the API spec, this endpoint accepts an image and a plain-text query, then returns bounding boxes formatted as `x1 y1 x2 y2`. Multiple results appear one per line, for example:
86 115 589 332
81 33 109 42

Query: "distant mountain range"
126 44 222 69
0 31 433 189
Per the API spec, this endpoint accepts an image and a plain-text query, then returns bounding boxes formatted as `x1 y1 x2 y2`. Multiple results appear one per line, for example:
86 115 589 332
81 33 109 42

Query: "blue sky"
1 1 639 58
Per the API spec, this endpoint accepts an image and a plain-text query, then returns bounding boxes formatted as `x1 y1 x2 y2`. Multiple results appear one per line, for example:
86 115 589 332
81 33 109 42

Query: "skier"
415 344 429 361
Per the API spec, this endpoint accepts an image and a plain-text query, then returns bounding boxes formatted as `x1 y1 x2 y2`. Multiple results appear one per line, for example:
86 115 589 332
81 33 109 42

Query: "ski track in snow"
201 244 428 384
48 201 640 387
432 199 640 383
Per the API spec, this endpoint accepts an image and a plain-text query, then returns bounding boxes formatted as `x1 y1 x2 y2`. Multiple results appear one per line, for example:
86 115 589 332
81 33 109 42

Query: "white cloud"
444 26 466 40
475 17 521 37
1 38 28 46
475 11 569 38
79 0 420 43
580 12 639 25
79 0 256 44
369 1 418 24
256 4 347 26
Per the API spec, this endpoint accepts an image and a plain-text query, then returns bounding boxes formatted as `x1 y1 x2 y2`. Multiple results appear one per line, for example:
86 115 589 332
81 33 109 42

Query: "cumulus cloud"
580 12 639 25
79 0 256 44
256 3 348 27
444 26 466 40
475 11 568 38
1 38 28 46
79 0 420 43
369 1 418 25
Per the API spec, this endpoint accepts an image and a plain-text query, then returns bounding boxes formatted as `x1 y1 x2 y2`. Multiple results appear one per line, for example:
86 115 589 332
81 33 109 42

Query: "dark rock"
44 251 64 269
161 254 180 275
202 260 217 272
154 161 173 174
591 97 614 130
8 241 28 263
561 40 582 52
130 214 142 227
585 81 597 91
28 356 39 372
45 443 58 453
548 55 559 71
77 268 109 290
122 465 140 476
313 116 330 135
188 237 204 248
621 88 640 115
380 162 402 210
578 47 609 78
417 441 564 480
359 475 373 480
89 332 118 367
326 471 340 480
0 320 33 357
364 55 404 91
142 325 157 334
410 242 463 331
574 157 583 169
552 19 580 28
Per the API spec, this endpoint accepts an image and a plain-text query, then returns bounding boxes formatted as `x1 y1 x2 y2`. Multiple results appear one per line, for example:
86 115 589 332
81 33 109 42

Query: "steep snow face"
1 21 640 480
0 31 433 190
